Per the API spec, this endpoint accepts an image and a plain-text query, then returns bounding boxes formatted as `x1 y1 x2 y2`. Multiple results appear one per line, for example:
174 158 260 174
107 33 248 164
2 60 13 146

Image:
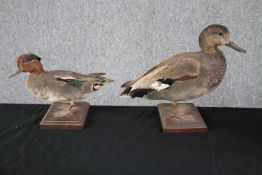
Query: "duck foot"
67 101 75 113
169 116 187 121
170 103 177 110
169 103 190 121
52 102 75 117
54 109 75 117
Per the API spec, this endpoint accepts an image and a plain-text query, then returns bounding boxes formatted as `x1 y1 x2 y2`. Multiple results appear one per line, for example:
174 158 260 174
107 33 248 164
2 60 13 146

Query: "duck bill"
9 69 22 78
225 41 246 53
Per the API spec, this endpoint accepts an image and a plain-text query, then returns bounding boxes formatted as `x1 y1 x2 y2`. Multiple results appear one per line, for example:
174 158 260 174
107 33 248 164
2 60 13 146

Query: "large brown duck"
121 24 246 108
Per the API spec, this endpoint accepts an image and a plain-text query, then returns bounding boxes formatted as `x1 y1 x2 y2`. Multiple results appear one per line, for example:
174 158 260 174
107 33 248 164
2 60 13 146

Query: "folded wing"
121 56 201 98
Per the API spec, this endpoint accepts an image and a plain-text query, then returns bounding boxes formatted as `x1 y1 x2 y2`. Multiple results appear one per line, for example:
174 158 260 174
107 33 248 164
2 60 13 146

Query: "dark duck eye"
218 32 224 36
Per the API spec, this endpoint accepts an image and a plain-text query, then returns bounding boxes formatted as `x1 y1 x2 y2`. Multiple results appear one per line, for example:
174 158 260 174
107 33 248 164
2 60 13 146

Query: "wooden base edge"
39 102 90 130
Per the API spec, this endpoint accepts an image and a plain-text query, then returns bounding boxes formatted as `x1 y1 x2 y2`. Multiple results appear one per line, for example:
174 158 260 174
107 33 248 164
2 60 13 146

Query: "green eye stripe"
24 54 41 63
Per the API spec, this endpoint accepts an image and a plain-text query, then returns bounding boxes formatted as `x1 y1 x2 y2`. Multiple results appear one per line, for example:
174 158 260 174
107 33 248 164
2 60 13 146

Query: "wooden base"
157 103 208 133
39 102 90 130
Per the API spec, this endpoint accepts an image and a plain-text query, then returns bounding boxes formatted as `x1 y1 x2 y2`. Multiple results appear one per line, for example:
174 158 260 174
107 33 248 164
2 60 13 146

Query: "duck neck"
23 61 45 75
200 44 218 53
31 62 44 75
199 33 219 54
31 67 44 75
199 40 219 54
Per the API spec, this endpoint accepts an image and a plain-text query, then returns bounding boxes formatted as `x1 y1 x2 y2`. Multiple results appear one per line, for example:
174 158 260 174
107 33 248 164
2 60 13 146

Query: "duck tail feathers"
80 76 113 93
92 76 113 90
120 87 132 97
88 73 113 84
102 77 114 84
121 80 136 88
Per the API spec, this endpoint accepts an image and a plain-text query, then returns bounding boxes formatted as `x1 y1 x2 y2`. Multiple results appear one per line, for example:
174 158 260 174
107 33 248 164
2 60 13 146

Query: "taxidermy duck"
120 24 246 109
9 53 113 113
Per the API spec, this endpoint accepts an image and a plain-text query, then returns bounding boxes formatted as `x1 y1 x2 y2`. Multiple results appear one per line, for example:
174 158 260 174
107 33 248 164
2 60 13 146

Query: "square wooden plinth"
157 103 208 133
39 102 90 130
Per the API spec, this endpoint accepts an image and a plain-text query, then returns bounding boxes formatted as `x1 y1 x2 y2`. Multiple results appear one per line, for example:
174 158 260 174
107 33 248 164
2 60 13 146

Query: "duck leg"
169 102 186 120
170 102 177 110
53 101 74 117
67 101 74 112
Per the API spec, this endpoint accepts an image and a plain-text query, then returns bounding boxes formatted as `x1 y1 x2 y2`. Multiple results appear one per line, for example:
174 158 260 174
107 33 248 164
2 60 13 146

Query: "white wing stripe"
54 76 75 79
150 81 170 91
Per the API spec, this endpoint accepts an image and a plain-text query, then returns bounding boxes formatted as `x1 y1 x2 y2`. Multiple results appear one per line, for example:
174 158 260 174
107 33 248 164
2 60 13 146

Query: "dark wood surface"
157 103 208 133
39 102 90 129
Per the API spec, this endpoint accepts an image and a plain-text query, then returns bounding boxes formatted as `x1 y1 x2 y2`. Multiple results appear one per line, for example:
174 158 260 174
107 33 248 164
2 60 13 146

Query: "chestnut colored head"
9 53 44 78
199 24 246 53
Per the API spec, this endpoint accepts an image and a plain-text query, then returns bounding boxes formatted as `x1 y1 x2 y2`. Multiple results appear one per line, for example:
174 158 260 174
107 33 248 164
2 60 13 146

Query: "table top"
0 104 261 175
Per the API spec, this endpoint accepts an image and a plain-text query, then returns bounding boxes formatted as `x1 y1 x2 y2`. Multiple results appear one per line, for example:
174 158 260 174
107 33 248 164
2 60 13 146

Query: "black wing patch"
130 88 154 98
157 78 175 86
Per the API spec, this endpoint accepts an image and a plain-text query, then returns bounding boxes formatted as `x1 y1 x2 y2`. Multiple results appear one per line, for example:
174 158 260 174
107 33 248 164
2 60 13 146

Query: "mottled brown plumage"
120 24 246 103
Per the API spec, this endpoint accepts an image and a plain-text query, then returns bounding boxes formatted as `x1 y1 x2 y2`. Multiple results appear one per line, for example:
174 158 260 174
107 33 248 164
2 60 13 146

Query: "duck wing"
121 55 201 98
47 70 113 93
48 70 106 81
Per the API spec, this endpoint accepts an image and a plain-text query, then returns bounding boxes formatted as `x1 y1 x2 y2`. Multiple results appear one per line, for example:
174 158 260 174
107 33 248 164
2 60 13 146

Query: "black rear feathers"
120 79 175 98
130 88 154 98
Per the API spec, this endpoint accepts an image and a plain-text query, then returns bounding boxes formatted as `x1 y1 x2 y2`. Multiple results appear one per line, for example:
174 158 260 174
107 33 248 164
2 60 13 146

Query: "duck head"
9 53 44 78
199 24 246 53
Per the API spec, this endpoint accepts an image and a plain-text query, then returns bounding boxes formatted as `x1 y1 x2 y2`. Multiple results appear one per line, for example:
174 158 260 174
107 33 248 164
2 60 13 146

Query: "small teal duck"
121 24 246 108
9 53 113 112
